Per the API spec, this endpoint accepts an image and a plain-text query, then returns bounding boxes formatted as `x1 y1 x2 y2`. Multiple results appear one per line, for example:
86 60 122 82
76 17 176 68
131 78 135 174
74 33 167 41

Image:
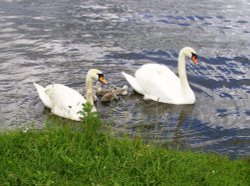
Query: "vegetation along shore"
1 104 249 185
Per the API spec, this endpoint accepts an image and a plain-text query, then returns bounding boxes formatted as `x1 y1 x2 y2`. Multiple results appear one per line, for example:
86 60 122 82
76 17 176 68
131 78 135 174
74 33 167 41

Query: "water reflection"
101 91 195 143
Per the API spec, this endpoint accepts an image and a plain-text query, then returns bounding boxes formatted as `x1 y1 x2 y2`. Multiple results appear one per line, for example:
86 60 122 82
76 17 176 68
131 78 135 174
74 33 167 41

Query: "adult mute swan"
34 69 108 121
122 47 198 105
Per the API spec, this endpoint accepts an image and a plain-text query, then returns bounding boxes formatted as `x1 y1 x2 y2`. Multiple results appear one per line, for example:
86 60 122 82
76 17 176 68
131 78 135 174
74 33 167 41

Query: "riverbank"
1 108 249 185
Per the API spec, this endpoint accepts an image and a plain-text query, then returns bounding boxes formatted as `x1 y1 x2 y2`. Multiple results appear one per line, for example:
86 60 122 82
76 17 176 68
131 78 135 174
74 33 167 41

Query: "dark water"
0 0 249 158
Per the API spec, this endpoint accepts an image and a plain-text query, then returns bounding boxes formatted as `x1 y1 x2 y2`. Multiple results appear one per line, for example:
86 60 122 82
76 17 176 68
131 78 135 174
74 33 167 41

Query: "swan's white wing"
45 84 88 121
135 64 183 103
122 72 144 94
45 84 86 107
33 83 52 108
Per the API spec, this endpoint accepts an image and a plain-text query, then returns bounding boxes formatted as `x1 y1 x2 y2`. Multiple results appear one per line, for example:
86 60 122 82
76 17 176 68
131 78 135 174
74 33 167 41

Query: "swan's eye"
191 53 198 65
98 73 108 84
191 52 197 59
98 73 104 78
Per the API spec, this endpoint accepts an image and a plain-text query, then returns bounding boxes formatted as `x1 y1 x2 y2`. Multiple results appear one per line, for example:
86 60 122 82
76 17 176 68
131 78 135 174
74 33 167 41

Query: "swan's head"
181 47 198 65
87 69 108 84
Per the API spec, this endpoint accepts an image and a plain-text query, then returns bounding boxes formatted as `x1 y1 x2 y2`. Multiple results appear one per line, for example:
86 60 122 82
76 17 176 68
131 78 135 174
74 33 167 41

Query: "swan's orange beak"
191 53 198 65
98 74 108 85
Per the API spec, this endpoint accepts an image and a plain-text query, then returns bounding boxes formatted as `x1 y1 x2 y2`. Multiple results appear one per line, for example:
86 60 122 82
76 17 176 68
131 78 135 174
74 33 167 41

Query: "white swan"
122 47 198 105
34 69 108 121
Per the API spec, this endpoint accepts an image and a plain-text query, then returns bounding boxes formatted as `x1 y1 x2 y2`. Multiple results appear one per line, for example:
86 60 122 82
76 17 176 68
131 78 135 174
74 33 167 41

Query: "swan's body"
122 47 198 105
34 69 107 121
34 83 89 121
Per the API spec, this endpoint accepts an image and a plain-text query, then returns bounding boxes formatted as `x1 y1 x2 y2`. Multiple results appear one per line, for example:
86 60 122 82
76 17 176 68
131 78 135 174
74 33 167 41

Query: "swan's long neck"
178 52 190 90
86 75 94 105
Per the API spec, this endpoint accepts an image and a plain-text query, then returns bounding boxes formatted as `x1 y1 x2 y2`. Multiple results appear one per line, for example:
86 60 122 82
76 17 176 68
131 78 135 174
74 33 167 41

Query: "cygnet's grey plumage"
101 90 118 102
93 82 128 102
113 85 128 96
93 82 113 96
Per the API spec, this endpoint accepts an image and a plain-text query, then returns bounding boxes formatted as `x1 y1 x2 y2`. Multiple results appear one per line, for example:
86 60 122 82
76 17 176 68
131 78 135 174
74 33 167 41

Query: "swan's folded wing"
122 72 144 94
135 64 182 103
51 106 82 121
45 84 87 110
33 83 52 108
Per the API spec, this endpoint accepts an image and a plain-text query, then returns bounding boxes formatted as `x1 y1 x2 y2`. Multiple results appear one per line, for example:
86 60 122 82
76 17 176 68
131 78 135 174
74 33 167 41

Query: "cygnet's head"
121 85 128 95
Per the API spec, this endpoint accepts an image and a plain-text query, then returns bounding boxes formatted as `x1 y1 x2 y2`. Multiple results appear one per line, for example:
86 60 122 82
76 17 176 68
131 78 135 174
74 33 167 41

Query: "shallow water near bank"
0 0 249 158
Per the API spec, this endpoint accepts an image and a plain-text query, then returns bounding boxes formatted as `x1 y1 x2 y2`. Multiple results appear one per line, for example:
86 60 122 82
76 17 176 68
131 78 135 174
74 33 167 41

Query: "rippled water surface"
0 0 249 158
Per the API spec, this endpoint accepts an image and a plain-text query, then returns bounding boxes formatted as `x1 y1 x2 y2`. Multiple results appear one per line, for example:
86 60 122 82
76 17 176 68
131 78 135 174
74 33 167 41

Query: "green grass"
0 104 250 185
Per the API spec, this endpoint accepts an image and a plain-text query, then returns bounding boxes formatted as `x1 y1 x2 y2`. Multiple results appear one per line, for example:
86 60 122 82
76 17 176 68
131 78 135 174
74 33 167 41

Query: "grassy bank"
1 107 249 185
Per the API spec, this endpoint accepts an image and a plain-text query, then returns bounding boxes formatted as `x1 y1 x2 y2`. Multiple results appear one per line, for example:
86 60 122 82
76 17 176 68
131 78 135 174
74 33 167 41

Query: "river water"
0 0 249 158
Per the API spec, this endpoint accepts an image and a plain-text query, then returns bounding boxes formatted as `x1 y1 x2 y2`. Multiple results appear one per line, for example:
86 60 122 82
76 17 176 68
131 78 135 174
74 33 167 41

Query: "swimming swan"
34 69 108 121
122 47 198 105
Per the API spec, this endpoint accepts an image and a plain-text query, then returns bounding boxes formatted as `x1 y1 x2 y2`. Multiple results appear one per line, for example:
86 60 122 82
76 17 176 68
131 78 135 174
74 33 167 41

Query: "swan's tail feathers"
122 72 144 95
33 83 52 108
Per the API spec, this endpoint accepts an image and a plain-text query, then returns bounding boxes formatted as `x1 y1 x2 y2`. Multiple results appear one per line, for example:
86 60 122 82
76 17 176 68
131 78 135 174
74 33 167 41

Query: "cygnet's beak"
98 74 108 84
191 53 198 65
